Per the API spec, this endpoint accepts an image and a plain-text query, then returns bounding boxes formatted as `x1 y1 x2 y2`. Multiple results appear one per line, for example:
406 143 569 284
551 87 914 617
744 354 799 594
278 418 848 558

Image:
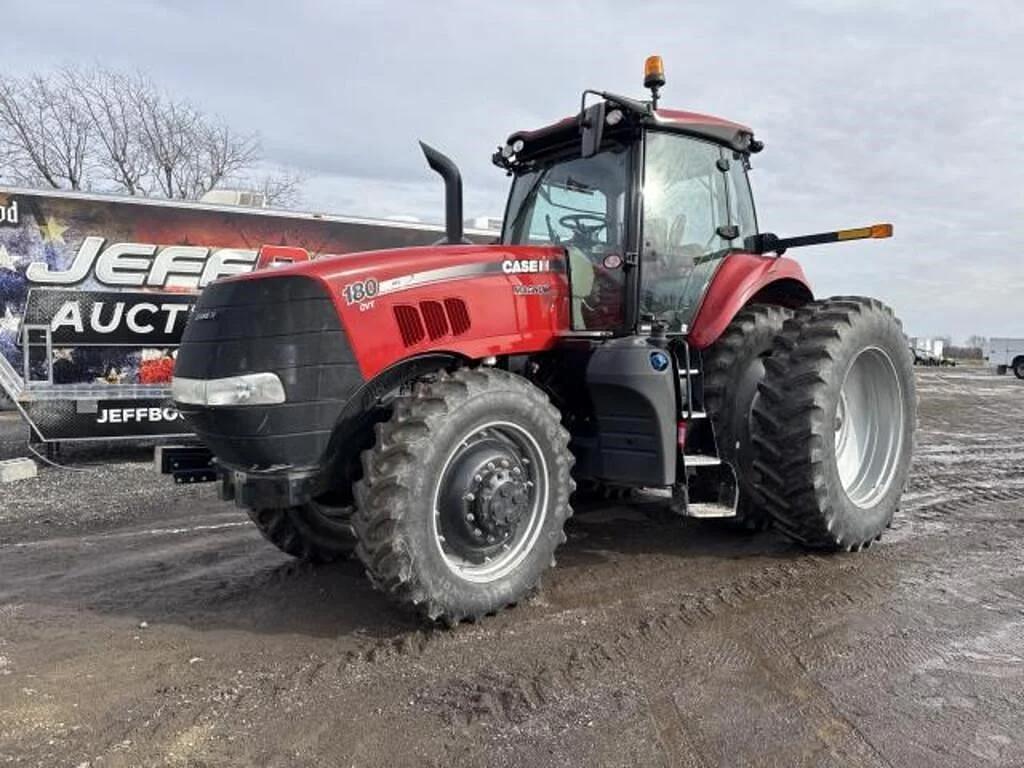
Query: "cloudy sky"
4 0 1022 340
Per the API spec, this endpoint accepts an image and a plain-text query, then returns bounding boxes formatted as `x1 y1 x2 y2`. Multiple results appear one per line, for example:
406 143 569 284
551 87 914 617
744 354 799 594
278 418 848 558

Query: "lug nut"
501 458 510 468
487 462 495 471
474 474 483 483
464 492 475 502
466 512 475 522
473 527 483 537
512 467 521 476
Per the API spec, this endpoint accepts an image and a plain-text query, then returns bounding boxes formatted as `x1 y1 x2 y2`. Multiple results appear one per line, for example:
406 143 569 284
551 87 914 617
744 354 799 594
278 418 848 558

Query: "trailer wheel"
247 501 356 563
752 297 915 550
1013 358 1024 379
996 365 1007 375
353 367 574 624
702 304 793 530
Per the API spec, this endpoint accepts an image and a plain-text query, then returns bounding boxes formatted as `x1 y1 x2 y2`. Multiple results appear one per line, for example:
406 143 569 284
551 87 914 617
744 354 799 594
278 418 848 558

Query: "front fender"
688 253 812 349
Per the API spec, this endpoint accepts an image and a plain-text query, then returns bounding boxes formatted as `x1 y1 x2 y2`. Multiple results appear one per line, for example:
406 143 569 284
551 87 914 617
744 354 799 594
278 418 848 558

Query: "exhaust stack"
419 141 470 245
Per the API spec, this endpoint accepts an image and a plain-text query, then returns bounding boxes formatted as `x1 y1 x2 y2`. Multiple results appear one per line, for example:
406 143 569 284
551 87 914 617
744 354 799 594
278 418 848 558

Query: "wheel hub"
470 464 530 540
435 432 541 571
835 347 904 508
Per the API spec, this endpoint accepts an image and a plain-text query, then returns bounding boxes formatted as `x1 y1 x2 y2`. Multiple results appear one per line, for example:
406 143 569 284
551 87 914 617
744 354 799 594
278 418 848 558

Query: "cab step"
681 502 736 519
683 453 720 467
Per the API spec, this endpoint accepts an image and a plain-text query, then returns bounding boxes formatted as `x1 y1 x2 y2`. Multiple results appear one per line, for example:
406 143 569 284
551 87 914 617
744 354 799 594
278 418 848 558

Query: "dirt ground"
0 367 1022 767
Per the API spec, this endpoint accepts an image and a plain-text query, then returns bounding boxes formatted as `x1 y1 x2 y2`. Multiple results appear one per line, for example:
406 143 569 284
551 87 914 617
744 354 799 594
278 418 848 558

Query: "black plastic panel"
583 337 677 486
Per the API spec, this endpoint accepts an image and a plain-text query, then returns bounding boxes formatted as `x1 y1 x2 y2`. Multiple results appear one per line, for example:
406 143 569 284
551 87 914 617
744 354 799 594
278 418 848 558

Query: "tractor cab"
496 59 762 337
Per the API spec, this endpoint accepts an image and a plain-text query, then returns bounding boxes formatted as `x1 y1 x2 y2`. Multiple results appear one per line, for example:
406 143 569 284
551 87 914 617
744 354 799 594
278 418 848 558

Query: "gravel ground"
0 367 1022 767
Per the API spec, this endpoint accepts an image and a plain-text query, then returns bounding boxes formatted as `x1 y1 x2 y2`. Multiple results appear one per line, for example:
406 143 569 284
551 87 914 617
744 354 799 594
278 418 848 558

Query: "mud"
0 367 1022 767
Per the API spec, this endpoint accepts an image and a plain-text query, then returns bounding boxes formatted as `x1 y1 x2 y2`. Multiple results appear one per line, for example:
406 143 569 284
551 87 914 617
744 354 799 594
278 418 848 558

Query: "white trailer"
986 338 1024 378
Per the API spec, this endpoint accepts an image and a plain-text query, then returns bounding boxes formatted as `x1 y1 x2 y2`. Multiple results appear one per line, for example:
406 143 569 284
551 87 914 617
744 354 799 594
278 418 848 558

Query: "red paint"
226 244 570 379
653 108 751 135
256 245 312 269
688 253 812 349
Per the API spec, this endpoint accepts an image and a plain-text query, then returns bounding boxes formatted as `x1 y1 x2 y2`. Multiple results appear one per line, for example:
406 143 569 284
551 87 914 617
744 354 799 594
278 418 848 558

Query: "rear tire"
1013 359 1024 379
353 367 574 624
702 304 793 530
752 297 915 550
247 501 356 563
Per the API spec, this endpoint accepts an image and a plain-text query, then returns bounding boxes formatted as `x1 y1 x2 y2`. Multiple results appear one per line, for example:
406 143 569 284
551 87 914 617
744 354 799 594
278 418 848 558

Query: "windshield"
502 145 630 330
640 131 756 331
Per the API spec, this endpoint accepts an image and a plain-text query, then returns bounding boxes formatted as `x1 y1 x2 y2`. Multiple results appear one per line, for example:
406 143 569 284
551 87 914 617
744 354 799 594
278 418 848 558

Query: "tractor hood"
209 242 571 380
173 242 569 480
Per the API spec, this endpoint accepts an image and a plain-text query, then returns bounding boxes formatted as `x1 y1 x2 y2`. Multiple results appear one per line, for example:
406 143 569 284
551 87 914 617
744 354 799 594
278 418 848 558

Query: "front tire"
702 304 793 529
353 367 574 624
752 297 916 550
1013 359 1024 380
247 501 356 563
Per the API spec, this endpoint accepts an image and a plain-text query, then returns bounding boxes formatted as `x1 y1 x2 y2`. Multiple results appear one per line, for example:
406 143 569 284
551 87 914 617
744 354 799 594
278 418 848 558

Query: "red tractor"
172 58 915 624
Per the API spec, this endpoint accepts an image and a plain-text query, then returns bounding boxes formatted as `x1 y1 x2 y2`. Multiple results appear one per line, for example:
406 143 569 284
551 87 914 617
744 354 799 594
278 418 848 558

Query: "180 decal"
342 278 379 305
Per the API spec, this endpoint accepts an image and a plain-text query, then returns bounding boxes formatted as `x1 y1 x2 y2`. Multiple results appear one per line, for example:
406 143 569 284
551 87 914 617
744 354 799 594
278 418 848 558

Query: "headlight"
172 373 286 407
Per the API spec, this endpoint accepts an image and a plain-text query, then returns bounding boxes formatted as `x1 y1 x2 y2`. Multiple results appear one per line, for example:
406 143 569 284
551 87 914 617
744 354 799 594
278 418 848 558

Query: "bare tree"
249 169 304 208
0 66 300 204
172 121 260 200
0 73 91 189
64 68 149 195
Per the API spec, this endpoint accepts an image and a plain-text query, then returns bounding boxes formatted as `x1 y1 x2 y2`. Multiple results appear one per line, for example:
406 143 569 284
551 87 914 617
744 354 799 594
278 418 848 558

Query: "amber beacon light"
644 55 665 107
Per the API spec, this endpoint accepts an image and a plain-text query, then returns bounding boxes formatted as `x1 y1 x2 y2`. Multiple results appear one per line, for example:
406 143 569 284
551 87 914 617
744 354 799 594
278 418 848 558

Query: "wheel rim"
432 421 549 583
834 347 904 508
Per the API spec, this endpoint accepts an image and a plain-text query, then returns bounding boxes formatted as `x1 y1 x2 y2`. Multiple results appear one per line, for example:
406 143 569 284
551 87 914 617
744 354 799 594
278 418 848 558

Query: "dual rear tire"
751 297 916 549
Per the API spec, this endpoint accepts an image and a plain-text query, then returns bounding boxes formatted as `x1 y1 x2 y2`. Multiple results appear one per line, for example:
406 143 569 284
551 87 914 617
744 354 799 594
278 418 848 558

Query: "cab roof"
498 105 759 169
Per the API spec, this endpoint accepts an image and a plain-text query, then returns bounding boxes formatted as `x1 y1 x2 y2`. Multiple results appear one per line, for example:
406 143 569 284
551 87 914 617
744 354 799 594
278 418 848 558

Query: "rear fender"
688 253 812 349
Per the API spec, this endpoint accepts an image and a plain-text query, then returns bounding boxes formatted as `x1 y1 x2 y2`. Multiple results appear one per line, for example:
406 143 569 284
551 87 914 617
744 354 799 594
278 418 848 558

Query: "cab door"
639 131 755 333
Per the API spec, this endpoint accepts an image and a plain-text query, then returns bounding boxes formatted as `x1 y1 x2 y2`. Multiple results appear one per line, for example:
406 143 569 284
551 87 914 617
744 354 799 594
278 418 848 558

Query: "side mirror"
580 101 606 158
716 224 739 241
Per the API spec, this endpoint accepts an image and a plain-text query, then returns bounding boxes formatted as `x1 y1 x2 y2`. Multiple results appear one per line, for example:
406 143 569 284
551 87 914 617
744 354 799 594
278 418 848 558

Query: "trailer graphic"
0 187 489 442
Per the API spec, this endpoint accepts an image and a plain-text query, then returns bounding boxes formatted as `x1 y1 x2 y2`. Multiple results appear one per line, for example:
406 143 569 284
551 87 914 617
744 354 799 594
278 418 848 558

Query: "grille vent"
392 297 471 347
420 300 449 340
393 305 426 346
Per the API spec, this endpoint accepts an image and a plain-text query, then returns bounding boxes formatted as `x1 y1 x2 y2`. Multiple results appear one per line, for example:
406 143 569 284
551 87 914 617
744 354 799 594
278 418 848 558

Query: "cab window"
640 132 733 331
503 145 630 331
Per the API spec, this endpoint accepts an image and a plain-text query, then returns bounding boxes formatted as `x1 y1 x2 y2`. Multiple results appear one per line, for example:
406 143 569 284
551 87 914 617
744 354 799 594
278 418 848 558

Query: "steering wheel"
559 213 607 243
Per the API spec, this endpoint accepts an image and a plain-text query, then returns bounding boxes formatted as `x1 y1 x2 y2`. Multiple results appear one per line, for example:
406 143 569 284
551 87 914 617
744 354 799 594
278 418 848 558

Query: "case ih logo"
502 258 552 274
25 236 259 289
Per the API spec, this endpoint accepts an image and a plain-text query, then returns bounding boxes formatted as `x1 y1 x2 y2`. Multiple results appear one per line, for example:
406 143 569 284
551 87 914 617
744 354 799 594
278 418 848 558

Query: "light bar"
172 373 286 407
837 223 894 241
755 222 895 254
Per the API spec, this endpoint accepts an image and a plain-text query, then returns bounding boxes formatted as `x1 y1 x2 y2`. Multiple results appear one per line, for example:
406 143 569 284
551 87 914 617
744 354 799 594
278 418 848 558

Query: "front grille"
175 275 363 470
